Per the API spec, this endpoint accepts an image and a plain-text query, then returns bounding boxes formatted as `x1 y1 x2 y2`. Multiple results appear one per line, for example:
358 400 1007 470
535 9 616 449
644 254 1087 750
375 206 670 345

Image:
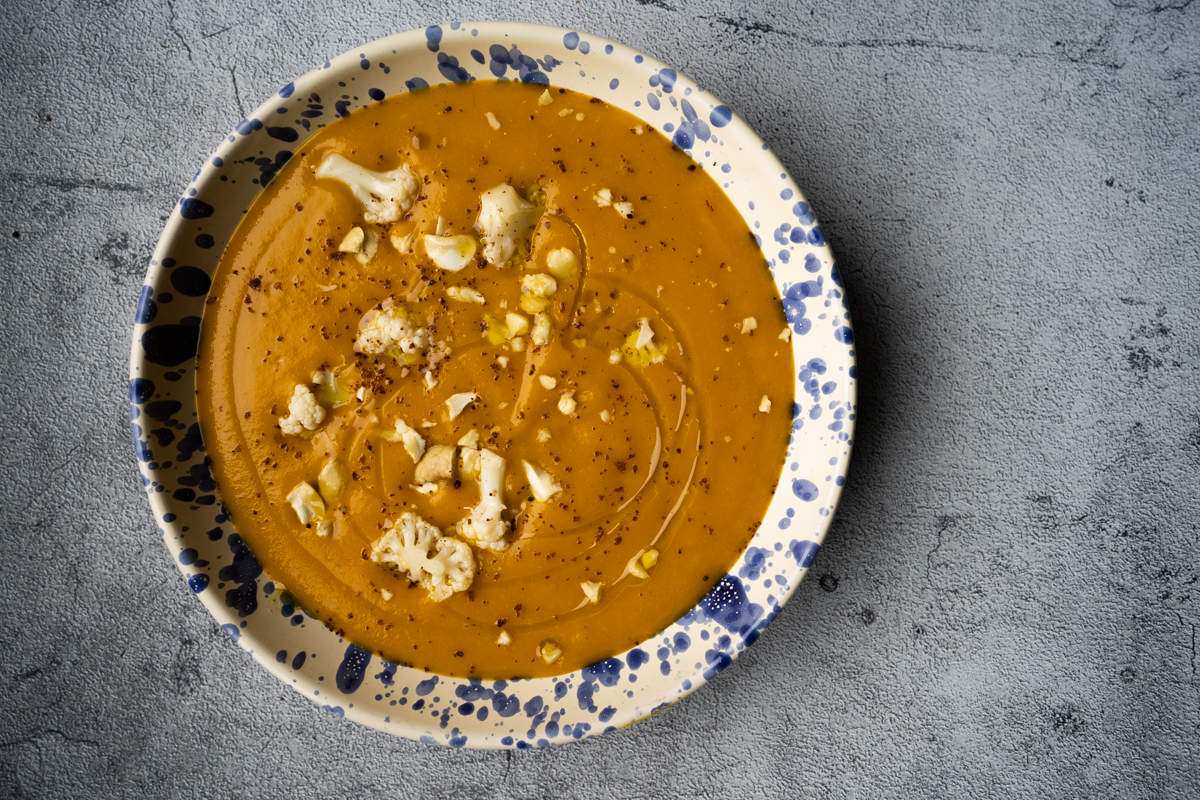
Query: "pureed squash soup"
198 80 794 679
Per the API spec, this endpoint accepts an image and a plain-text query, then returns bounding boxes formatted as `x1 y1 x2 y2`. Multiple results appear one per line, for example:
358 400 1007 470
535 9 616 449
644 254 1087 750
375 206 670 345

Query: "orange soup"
197 80 794 678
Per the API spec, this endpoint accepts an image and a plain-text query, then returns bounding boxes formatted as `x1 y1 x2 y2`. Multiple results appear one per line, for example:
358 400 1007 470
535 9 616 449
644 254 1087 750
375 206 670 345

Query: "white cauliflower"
530 313 552 347
457 449 510 551
355 305 432 360
314 153 420 225
476 184 536 266
381 418 425 463
279 384 326 436
370 512 476 602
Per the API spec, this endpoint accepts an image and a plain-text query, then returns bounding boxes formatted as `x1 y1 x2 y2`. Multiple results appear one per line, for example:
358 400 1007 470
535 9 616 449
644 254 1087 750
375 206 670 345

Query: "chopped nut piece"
741 316 758 334
538 89 553 106
626 550 650 579
600 410 612 423
581 581 602 604
522 460 562 502
497 630 512 645
613 201 634 218
779 326 792 342
446 286 486 304
558 391 577 415
558 108 574 117
504 313 530 338
536 428 552 443
445 392 478 420
609 349 622 365
356 231 378 265
540 640 563 664
522 273 558 297
415 444 457 483
485 111 501 130
381 418 426 463
759 395 772 413
510 336 526 352
538 375 557 390
338 226 363 253
519 294 550 314
575 112 585 121
380 588 393 601
545 248 580 279
530 313 552 346
496 356 509 368
424 371 438 390
390 229 415 254
593 187 612 207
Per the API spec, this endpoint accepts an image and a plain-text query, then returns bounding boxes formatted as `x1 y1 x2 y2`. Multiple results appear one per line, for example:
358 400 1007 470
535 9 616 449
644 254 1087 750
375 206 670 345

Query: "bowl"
129 21 856 748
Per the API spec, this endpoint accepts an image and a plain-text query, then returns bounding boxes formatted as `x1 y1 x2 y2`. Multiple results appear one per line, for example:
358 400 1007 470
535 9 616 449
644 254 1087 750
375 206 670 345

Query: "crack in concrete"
164 0 194 62
229 65 247 120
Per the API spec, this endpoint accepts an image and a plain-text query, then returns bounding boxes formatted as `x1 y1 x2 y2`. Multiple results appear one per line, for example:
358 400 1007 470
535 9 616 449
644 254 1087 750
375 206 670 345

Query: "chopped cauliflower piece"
424 370 438 390
530 313 552 346
540 640 563 664
538 375 557 390
457 449 509 551
536 428 552 443
338 226 365 253
593 187 612 207
476 184 537 266
409 482 439 495
485 111 501 129
380 588 393 601
558 391 577 415
609 349 622 365
581 581 602 604
414 444 456 483
504 313 529 338
496 356 509 369
538 89 553 106
510 336 526 352
522 273 558 297
522 460 563 502
381 418 426 463
759 395 772 413
287 482 325 526
497 630 512 645
424 234 477 272
600 410 612 423
613 201 634 218
779 326 792 342
446 286 485 304
370 512 476 602
741 316 758 334
642 549 659 570
627 550 650 579
355 305 432 360
458 428 481 448
559 108 574 117
278 384 326 436
545 248 580 279
317 460 350 505
314 153 420 225
445 392 478 420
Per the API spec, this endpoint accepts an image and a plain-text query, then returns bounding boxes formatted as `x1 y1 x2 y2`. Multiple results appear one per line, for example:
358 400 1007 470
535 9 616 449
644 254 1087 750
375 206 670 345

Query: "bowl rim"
129 20 856 748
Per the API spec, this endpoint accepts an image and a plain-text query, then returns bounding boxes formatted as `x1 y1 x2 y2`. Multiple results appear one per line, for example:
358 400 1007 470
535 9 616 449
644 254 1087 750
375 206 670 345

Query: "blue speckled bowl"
128 22 856 748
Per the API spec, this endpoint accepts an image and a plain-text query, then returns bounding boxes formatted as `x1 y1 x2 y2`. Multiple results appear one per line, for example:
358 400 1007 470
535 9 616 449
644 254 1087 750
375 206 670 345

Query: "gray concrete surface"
1 0 1198 797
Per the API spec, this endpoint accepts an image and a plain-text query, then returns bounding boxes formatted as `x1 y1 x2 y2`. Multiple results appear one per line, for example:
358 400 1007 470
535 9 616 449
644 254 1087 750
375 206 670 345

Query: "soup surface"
198 80 794 678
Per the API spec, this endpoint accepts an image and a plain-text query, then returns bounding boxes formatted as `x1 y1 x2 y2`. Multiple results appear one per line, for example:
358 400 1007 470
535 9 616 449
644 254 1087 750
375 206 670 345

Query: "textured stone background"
1 0 1198 797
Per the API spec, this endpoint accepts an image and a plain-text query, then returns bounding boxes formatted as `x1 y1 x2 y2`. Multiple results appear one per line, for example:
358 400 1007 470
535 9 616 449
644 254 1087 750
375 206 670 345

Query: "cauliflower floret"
545 248 580 279
355 305 432 360
521 273 558 297
457 449 510 551
314 153 420 225
476 184 536 266
370 512 476 602
621 318 668 366
530 313 552 347
278 384 326 436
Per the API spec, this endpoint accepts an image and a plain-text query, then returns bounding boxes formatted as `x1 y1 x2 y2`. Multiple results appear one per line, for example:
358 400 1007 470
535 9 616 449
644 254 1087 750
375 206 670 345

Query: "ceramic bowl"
129 21 856 748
